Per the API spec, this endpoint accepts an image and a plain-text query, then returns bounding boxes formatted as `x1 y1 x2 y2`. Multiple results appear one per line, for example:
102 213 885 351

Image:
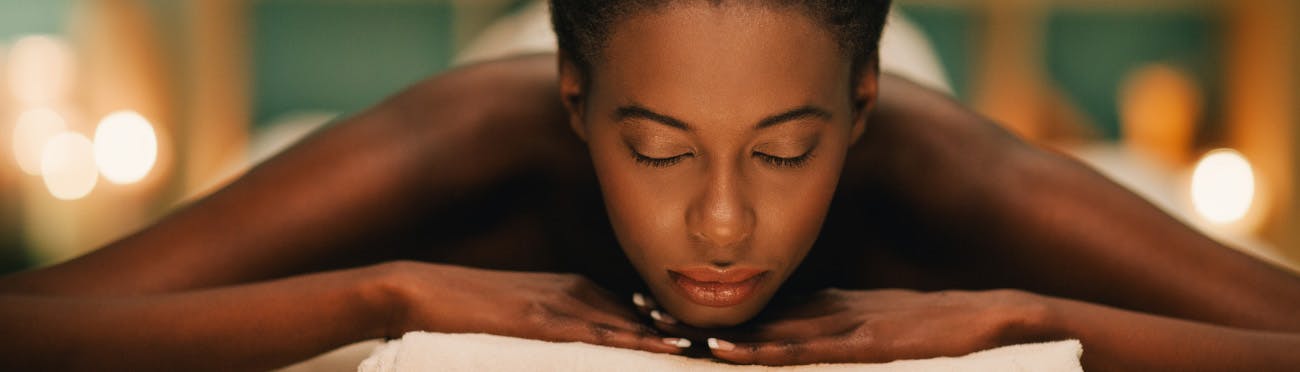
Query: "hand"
375 261 687 355
634 288 1052 365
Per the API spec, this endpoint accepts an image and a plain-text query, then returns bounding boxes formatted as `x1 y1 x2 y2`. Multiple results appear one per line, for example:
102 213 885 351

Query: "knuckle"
543 272 576 285
632 324 658 335
777 339 801 349
744 343 765 364
587 323 616 344
546 286 574 304
524 300 557 326
556 274 592 294
847 324 877 344
875 288 915 297
988 288 1027 300
759 340 800 364
377 260 419 279
561 272 589 285
754 345 783 365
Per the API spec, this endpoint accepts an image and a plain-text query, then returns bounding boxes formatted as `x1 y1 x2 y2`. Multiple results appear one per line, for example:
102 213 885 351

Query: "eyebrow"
614 104 832 131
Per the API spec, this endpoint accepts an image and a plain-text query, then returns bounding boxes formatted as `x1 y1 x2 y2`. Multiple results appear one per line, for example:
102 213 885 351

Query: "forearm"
0 54 564 297
0 264 395 371
860 75 1300 332
1000 148 1300 330
1037 294 1300 371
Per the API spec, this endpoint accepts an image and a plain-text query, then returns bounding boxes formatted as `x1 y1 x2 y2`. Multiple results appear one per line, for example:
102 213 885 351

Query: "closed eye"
754 151 813 168
633 151 693 167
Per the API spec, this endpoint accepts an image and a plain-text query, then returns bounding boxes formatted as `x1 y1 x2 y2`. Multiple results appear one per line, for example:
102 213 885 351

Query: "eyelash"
755 151 814 168
632 151 691 167
631 151 813 168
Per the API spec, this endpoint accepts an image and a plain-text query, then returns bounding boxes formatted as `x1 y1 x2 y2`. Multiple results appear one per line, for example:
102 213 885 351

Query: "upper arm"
0 54 569 296
849 74 1300 332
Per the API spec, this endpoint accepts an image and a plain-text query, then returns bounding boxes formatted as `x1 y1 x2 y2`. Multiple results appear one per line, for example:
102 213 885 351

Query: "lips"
667 267 768 307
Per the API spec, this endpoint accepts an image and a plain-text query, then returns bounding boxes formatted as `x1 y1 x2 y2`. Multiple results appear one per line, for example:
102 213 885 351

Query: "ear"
849 61 879 145
558 53 589 142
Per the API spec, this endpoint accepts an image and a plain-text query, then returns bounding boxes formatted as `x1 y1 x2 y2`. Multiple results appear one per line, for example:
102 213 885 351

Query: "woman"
3 1 1299 370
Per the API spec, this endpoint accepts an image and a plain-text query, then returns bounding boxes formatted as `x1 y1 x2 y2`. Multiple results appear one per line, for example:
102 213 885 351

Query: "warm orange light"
40 132 98 200
11 108 68 175
1119 64 1201 166
6 35 74 105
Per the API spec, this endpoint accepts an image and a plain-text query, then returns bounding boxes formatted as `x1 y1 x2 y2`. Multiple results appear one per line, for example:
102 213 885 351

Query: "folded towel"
359 332 1083 372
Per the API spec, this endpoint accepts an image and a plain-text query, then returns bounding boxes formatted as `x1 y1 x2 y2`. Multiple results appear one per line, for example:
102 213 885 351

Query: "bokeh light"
1191 149 1256 224
1119 64 1201 166
6 34 74 105
11 108 68 175
40 132 99 200
93 110 158 184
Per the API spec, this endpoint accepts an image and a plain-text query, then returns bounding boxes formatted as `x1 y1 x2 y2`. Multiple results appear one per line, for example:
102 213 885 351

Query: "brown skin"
563 5 871 327
1 6 1300 371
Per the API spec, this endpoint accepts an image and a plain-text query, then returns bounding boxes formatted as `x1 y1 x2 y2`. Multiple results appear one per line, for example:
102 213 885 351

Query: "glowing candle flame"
93 110 158 184
1190 149 1255 224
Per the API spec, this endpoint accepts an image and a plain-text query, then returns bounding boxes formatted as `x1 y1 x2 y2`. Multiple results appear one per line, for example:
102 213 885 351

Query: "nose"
687 165 755 253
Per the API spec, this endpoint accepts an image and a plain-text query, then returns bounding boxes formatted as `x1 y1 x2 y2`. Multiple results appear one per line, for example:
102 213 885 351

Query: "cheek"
586 135 689 267
753 159 843 267
759 133 850 239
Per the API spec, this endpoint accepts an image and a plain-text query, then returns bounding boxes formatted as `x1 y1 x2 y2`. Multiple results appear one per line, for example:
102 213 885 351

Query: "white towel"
358 332 1083 372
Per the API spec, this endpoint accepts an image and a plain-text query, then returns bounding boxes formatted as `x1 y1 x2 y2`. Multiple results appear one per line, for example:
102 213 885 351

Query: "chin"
654 291 772 328
676 309 757 328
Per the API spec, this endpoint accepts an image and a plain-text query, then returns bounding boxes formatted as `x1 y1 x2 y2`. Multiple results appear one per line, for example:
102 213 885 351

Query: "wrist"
356 261 421 340
995 289 1069 344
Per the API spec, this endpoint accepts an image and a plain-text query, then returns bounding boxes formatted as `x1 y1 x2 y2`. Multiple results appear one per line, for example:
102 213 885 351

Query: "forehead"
591 4 852 123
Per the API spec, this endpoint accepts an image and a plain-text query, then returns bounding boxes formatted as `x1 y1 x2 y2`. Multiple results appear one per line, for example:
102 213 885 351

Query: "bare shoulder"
843 74 1028 202
371 53 607 269
816 74 1045 290
0 54 587 294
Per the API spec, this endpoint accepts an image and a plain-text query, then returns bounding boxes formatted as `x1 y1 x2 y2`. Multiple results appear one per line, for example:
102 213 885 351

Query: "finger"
647 309 742 341
707 335 867 366
647 310 702 337
631 292 657 316
752 289 848 322
570 282 643 321
649 309 677 326
647 313 754 343
746 314 854 341
545 314 689 355
566 301 660 336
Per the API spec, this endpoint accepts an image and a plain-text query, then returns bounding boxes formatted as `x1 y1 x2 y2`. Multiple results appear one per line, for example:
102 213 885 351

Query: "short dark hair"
549 0 892 82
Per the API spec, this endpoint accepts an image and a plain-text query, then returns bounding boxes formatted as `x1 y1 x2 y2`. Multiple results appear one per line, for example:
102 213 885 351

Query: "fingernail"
707 338 735 351
663 337 691 348
649 310 676 324
632 292 647 308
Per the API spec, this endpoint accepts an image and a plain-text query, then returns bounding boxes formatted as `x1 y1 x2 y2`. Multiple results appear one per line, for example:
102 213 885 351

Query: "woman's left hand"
640 288 1055 365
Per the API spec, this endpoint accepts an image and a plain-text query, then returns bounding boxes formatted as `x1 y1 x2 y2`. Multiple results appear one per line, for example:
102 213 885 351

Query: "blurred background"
0 0 1297 275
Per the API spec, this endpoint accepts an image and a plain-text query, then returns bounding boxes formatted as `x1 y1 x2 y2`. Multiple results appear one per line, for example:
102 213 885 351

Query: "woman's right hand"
372 261 689 354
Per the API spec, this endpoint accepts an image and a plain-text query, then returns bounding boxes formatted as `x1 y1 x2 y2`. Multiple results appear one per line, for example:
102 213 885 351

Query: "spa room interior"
1 0 1298 370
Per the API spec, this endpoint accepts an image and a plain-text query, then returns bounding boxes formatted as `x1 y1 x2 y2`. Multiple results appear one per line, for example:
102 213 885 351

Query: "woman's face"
562 4 874 327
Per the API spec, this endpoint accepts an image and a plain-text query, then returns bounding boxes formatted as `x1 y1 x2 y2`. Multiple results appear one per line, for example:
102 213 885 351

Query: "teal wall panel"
252 1 457 126
898 4 978 101
0 0 73 275
0 0 73 38
1045 10 1221 140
